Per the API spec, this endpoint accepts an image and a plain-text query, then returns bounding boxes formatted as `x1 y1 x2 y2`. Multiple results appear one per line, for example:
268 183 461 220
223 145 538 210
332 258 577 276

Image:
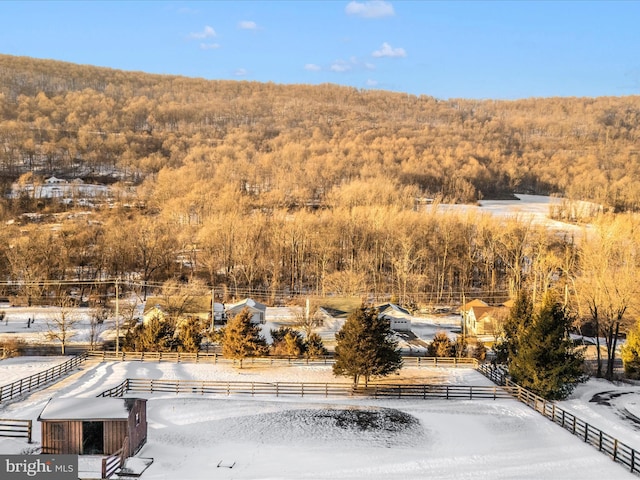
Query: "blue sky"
0 1 639 99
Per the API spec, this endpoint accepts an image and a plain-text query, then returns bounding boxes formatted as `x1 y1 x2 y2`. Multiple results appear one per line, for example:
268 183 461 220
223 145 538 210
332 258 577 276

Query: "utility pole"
115 278 120 354
211 288 216 332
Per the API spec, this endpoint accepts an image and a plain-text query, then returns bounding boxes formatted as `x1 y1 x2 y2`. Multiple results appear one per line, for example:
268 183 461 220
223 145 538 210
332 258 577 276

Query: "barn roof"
38 397 144 422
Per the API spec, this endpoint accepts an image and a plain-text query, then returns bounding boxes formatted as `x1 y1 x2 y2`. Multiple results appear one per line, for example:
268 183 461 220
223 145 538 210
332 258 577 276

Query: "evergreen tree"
333 306 403 386
304 333 328 359
621 321 640 379
509 292 585 400
427 331 455 357
221 308 267 368
472 340 487 362
124 316 177 352
270 326 305 356
177 317 204 353
494 290 533 365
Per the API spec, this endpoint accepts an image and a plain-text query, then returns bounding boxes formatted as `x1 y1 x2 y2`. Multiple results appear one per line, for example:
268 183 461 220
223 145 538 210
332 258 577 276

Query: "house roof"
143 295 214 315
38 397 144 422
461 299 489 312
472 306 497 321
502 299 515 309
226 298 267 312
377 303 412 317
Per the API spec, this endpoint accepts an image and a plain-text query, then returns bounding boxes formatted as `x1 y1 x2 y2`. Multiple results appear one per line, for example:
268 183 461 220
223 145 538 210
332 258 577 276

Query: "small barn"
377 303 412 331
226 298 267 324
38 397 147 456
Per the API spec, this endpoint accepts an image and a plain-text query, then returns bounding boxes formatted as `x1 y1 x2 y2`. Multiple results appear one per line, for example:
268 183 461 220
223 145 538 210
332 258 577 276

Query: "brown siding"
127 399 148 455
103 420 127 454
42 421 82 454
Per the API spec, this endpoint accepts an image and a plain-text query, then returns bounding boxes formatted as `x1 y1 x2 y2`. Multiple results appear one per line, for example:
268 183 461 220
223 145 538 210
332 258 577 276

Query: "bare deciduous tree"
46 297 79 355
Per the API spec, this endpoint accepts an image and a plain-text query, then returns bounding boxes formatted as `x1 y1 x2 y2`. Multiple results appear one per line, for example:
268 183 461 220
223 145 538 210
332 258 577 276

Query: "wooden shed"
38 397 147 456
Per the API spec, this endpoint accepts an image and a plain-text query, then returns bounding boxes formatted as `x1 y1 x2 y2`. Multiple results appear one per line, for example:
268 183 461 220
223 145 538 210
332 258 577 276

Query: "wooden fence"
477 363 640 476
98 377 514 400
101 436 128 479
0 353 88 403
87 350 478 368
0 418 32 443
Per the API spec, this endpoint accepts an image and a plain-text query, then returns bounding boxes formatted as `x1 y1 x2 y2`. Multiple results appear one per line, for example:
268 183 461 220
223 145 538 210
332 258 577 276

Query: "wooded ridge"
1 54 639 211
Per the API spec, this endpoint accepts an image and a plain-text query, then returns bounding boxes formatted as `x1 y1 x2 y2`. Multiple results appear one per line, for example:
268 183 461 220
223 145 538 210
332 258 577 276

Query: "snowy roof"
377 303 412 317
45 176 67 184
227 298 267 312
38 397 143 421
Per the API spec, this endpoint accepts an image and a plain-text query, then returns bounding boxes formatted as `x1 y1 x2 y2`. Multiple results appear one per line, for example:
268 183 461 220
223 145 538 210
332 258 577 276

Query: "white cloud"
330 61 352 73
189 26 216 39
345 1 395 18
372 42 406 58
304 64 321 71
234 68 248 76
238 20 257 30
200 43 220 50
366 79 379 86
364 62 376 70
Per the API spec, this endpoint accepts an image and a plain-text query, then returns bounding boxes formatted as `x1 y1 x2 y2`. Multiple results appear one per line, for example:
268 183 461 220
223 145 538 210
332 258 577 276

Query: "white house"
225 298 267 324
45 176 67 184
377 303 412 331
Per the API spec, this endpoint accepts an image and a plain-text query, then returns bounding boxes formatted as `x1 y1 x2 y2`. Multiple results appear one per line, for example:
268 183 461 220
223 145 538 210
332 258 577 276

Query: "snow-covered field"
0 358 637 479
431 194 594 234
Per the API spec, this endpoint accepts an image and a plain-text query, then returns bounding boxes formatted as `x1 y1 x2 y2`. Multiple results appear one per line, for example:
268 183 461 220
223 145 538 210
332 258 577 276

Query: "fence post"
584 423 589 443
27 420 32 444
632 449 635 473
613 439 618 461
599 430 603 451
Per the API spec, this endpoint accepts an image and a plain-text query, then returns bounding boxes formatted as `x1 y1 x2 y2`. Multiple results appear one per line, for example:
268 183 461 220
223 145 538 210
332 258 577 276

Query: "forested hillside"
0 52 639 357
1 54 640 211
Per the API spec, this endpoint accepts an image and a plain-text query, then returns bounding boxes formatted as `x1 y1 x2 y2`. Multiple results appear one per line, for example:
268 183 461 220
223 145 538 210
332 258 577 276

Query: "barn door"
82 421 104 454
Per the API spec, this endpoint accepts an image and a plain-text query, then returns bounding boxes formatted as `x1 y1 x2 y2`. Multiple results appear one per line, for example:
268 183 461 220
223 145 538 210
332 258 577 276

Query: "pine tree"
333 306 403 386
178 317 203 353
509 292 585 400
621 321 640 379
125 316 177 352
427 331 454 357
494 290 533 365
304 333 328 359
472 340 487 362
221 308 267 368
270 326 305 356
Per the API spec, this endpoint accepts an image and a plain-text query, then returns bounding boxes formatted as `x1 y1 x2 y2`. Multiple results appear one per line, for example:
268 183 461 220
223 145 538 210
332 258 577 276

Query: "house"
377 303 412 331
142 295 218 325
38 397 147 456
45 176 67 184
460 299 510 337
226 298 267 324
